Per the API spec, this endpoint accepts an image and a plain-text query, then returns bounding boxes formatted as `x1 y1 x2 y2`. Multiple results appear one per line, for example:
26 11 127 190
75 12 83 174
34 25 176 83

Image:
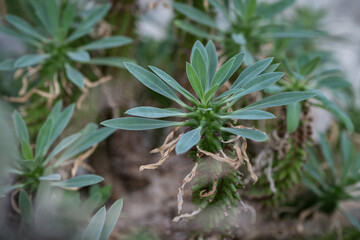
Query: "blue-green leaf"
81 36 132 50
176 127 202 154
79 57 133 69
220 110 275 120
174 20 223 41
5 14 46 41
205 41 218 83
0 59 15 71
286 102 301 133
39 174 61 181
99 199 123 240
82 207 106 240
126 107 187 118
67 51 90 62
14 54 50 68
173 2 217 28
221 127 268 142
54 174 104 188
186 62 204 99
65 63 85 88
101 117 183 130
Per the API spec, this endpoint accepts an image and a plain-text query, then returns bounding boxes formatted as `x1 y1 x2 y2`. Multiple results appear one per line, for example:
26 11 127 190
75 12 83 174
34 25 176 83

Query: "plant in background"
1 188 123 240
101 40 316 230
173 0 322 65
0 101 114 196
299 132 360 231
244 56 353 206
0 0 132 105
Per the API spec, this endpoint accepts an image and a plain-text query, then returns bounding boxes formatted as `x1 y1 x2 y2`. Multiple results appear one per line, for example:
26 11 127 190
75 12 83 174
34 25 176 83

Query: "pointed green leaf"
65 63 85 88
99 199 123 240
319 133 336 178
0 26 41 47
67 51 90 62
101 117 183 130
13 111 30 145
14 54 50 68
203 84 219 104
186 62 204 99
54 174 104 189
44 133 81 165
244 91 317 110
221 127 268 141
5 14 46 41
340 208 360 231
19 190 32 223
125 63 182 104
220 110 275 120
39 174 61 181
191 49 207 90
81 36 132 50
286 102 301 133
35 118 53 158
211 58 235 87
173 2 217 28
44 0 60 34
232 57 273 89
61 2 76 35
79 57 133 69
174 20 222 41
81 207 106 240
205 41 218 83
176 127 202 154
0 59 15 71
126 107 187 118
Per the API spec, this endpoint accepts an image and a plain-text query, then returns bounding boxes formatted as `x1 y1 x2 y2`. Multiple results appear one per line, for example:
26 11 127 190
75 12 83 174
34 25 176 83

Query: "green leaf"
43 133 81 165
19 190 32 223
81 36 132 50
174 20 222 41
211 58 235 87
340 132 353 183
0 26 41 47
79 57 133 69
191 41 209 67
149 66 200 105
99 199 123 240
65 63 85 88
220 110 275 120
205 41 218 83
302 176 323 197
101 117 183 130
244 91 317 110
232 58 273 89
126 107 187 118
313 89 354 132
191 49 207 90
49 104 75 145
316 76 351 89
21 140 33 160
258 0 294 18
271 30 325 39
209 0 232 23
286 102 301 133
125 63 182 104
13 111 30 145
203 84 219 104
221 127 268 142
173 2 217 28
67 4 110 43
39 174 61 181
319 133 336 178
82 207 106 240
0 59 15 71
186 62 204 99
54 174 104 188
44 0 59 35
29 0 53 34
175 127 202 154
35 118 53 159
67 51 90 62
299 57 321 76
14 54 50 68
340 208 360 231
5 14 46 41
61 2 76 35
245 0 257 21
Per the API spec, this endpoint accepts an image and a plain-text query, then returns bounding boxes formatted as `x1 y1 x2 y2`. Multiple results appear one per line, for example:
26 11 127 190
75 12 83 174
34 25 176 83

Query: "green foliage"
301 132 360 230
0 0 132 99
0 101 114 195
173 0 323 64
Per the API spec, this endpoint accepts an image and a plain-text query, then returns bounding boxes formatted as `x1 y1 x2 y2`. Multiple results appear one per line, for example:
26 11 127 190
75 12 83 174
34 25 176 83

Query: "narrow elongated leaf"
191 49 207 90
205 41 218 83
220 110 275 120
14 54 49 68
48 104 75 145
286 102 301 133
79 57 133 69
0 26 41 47
340 132 353 184
174 20 223 41
340 208 360 231
19 190 32 223
232 58 273 89
271 30 325 38
44 133 81 165
81 36 132 50
39 174 61 181
203 84 219 104
319 133 336 178
190 41 208 67
244 91 317 110
149 66 200 105
211 58 235 87
101 117 183 130
81 207 106 240
54 174 103 188
67 51 90 62
99 199 123 240
302 176 323 197
209 0 232 23
221 127 268 141
29 0 52 34
173 2 217 28
313 89 354 132
13 111 30 145
258 0 295 18
35 118 53 158
65 63 85 88
186 62 204 99
61 2 76 35
176 127 202 154
126 107 187 118
316 77 351 89
125 63 182 104
5 14 46 41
